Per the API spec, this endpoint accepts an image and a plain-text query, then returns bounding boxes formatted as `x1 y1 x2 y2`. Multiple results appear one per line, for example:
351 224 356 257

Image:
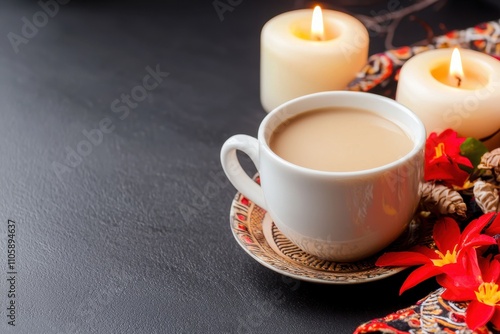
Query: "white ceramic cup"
221 91 425 262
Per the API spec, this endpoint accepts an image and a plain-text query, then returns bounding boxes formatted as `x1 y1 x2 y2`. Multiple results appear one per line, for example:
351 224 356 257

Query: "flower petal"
483 213 500 236
424 162 470 185
441 285 477 301
463 213 498 242
399 265 443 294
455 156 473 168
464 234 497 249
375 251 431 267
481 258 500 282
466 301 495 331
438 272 478 301
490 307 500 330
411 245 440 257
459 248 482 281
434 217 461 251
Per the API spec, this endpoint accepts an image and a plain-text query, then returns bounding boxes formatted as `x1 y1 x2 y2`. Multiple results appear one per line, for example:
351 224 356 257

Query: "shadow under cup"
258 91 426 262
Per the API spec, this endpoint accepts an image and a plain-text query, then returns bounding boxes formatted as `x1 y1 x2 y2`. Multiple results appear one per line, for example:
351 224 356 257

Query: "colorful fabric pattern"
354 288 497 334
347 20 500 98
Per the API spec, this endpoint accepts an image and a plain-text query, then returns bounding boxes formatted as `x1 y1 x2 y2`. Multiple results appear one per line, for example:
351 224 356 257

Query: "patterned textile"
347 20 500 98
354 288 498 334
352 19 500 334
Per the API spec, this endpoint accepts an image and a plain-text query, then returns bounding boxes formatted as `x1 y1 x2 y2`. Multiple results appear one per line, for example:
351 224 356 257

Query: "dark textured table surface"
0 1 499 333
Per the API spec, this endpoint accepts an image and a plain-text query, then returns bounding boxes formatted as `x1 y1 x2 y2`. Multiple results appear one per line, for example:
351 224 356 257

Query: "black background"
0 1 499 333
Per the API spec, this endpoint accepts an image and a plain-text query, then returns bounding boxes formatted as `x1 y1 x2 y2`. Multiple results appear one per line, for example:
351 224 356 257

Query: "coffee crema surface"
269 107 414 172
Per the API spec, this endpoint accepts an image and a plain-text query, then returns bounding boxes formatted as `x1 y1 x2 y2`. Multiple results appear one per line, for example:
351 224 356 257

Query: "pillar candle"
260 7 369 113
396 48 500 146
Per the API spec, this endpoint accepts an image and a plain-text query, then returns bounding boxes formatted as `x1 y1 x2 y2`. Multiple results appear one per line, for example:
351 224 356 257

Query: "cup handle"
220 134 267 209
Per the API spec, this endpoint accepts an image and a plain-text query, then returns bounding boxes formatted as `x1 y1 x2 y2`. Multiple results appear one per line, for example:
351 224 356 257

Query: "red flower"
439 255 500 330
438 214 500 299
376 216 495 295
424 129 473 187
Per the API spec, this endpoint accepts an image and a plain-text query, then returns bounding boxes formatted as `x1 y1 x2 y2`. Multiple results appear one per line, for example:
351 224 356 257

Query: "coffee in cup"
269 106 414 172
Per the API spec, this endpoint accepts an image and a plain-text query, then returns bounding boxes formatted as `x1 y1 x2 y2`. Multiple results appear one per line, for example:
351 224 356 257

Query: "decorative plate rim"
229 190 433 284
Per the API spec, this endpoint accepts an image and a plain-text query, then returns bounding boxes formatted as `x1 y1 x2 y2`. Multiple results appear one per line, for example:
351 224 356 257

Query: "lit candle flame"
311 6 325 41
449 48 464 87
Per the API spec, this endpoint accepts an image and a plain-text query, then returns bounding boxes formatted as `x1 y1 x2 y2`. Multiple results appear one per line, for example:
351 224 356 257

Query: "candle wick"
455 75 462 88
311 34 324 41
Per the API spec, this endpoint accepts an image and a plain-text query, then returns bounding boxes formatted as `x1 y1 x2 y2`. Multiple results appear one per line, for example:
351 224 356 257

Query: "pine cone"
420 182 467 217
478 148 500 182
473 179 499 213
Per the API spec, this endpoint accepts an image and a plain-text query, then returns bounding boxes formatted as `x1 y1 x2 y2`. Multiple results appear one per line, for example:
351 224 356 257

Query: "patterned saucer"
229 191 434 284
